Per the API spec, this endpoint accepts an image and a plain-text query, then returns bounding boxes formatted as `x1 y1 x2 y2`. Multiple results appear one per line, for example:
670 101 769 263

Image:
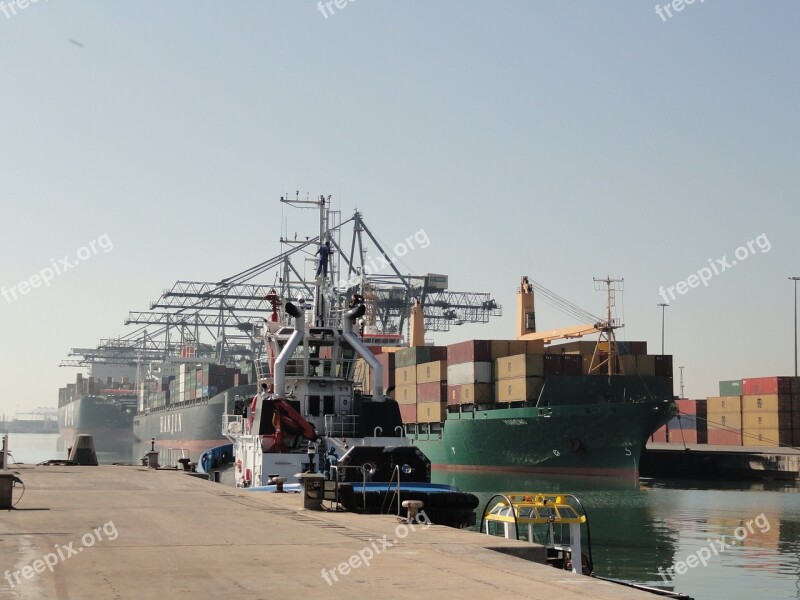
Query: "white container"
447 362 493 385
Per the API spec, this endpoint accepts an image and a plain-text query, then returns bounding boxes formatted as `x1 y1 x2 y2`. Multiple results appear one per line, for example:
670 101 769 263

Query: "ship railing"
160 447 190 469
222 414 245 438
324 414 359 438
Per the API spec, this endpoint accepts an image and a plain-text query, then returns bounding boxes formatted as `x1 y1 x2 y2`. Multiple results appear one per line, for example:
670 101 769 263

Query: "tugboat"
223 196 477 528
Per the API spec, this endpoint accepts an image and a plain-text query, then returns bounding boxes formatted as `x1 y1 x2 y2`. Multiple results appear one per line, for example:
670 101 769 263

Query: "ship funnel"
343 304 384 401
274 302 305 397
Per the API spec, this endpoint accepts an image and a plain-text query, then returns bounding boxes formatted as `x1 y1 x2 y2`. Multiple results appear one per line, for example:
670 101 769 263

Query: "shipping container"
394 384 417 405
508 340 528 356
447 340 492 364
546 340 597 355
741 376 793 396
707 395 742 413
741 393 793 413
742 428 793 447
377 353 396 389
719 380 742 396
416 402 446 423
675 399 707 417
636 355 656 377
651 425 668 443
668 428 697 444
707 429 743 446
395 346 447 368
447 383 493 406
707 410 742 431
794 411 800 430
447 362 493 385
495 377 544 403
398 404 416 424
417 381 448 403
396 365 417 385
416 360 448 384
561 355 581 376
654 355 673 377
526 340 545 354
495 354 544 379
742 412 791 430
543 354 563 376
793 377 800 396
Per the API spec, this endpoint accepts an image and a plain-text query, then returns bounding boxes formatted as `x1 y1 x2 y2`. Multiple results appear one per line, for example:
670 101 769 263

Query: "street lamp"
657 303 669 355
790 277 800 377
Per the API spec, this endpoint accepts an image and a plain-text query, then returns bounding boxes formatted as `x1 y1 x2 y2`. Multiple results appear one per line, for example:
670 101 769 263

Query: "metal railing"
380 464 402 516
222 414 244 437
160 447 190 468
325 464 369 510
324 414 359 438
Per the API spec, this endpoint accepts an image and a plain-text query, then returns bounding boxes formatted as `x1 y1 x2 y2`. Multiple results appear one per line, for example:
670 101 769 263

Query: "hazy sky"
1 1 798 417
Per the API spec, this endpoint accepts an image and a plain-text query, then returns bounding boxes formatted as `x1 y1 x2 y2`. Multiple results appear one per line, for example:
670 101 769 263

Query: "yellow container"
495 354 544 380
396 365 417 385
416 402 446 423
742 412 790 430
707 410 742 431
417 360 447 384
741 394 793 413
707 395 742 413
395 384 417 405
495 377 544 402
742 427 792 447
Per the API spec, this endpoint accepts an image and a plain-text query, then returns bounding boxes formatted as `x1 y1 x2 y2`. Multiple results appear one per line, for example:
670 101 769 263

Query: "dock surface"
1 465 659 599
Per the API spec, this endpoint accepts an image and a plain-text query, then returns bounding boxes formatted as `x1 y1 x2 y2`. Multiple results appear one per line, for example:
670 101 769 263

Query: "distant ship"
1 410 59 434
57 372 137 456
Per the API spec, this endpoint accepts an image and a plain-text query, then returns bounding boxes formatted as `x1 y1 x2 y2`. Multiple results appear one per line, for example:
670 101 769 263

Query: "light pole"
790 277 800 377
679 366 685 399
657 303 669 355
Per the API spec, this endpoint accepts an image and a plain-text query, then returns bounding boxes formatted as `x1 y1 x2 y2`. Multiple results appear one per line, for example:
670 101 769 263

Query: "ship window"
308 395 321 417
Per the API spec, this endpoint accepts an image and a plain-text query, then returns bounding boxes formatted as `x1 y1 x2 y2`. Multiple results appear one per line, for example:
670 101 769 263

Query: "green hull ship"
407 376 675 478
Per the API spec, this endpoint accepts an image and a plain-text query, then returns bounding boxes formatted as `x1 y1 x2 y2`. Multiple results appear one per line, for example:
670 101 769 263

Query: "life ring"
236 459 243 473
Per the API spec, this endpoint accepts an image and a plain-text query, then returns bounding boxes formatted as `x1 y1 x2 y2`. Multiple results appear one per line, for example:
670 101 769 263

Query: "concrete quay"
1 465 658 600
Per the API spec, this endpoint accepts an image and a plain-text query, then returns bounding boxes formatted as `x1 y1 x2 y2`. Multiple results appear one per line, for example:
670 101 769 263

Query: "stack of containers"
494 353 544 403
741 377 794 447
446 340 498 406
416 358 448 422
794 377 800 442
393 346 446 423
706 390 743 446
667 399 707 444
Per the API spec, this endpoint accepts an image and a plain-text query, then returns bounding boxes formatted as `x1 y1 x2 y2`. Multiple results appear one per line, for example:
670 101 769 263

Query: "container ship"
133 361 256 460
354 278 677 478
57 372 138 455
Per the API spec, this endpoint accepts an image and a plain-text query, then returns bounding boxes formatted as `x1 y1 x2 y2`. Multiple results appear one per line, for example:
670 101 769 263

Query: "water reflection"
433 470 800 600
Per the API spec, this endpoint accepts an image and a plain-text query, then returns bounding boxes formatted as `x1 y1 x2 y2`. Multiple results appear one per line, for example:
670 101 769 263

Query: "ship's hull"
57 396 135 456
409 400 674 479
133 384 256 461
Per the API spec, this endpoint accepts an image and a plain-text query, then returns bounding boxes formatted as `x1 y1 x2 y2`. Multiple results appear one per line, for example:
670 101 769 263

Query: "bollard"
213 471 221 483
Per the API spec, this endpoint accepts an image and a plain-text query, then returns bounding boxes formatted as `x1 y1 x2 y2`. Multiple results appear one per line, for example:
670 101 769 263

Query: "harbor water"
6 434 798 599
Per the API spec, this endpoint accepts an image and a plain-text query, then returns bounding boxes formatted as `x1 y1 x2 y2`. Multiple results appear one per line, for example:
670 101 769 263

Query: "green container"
719 380 742 396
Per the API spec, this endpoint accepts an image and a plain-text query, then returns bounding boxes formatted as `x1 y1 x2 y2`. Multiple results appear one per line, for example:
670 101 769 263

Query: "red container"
398 404 416 424
668 428 697 444
654 355 673 377
742 376 793 396
707 429 743 446
417 381 447 403
675 399 698 415
447 340 492 365
377 353 396 389
651 425 668 443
